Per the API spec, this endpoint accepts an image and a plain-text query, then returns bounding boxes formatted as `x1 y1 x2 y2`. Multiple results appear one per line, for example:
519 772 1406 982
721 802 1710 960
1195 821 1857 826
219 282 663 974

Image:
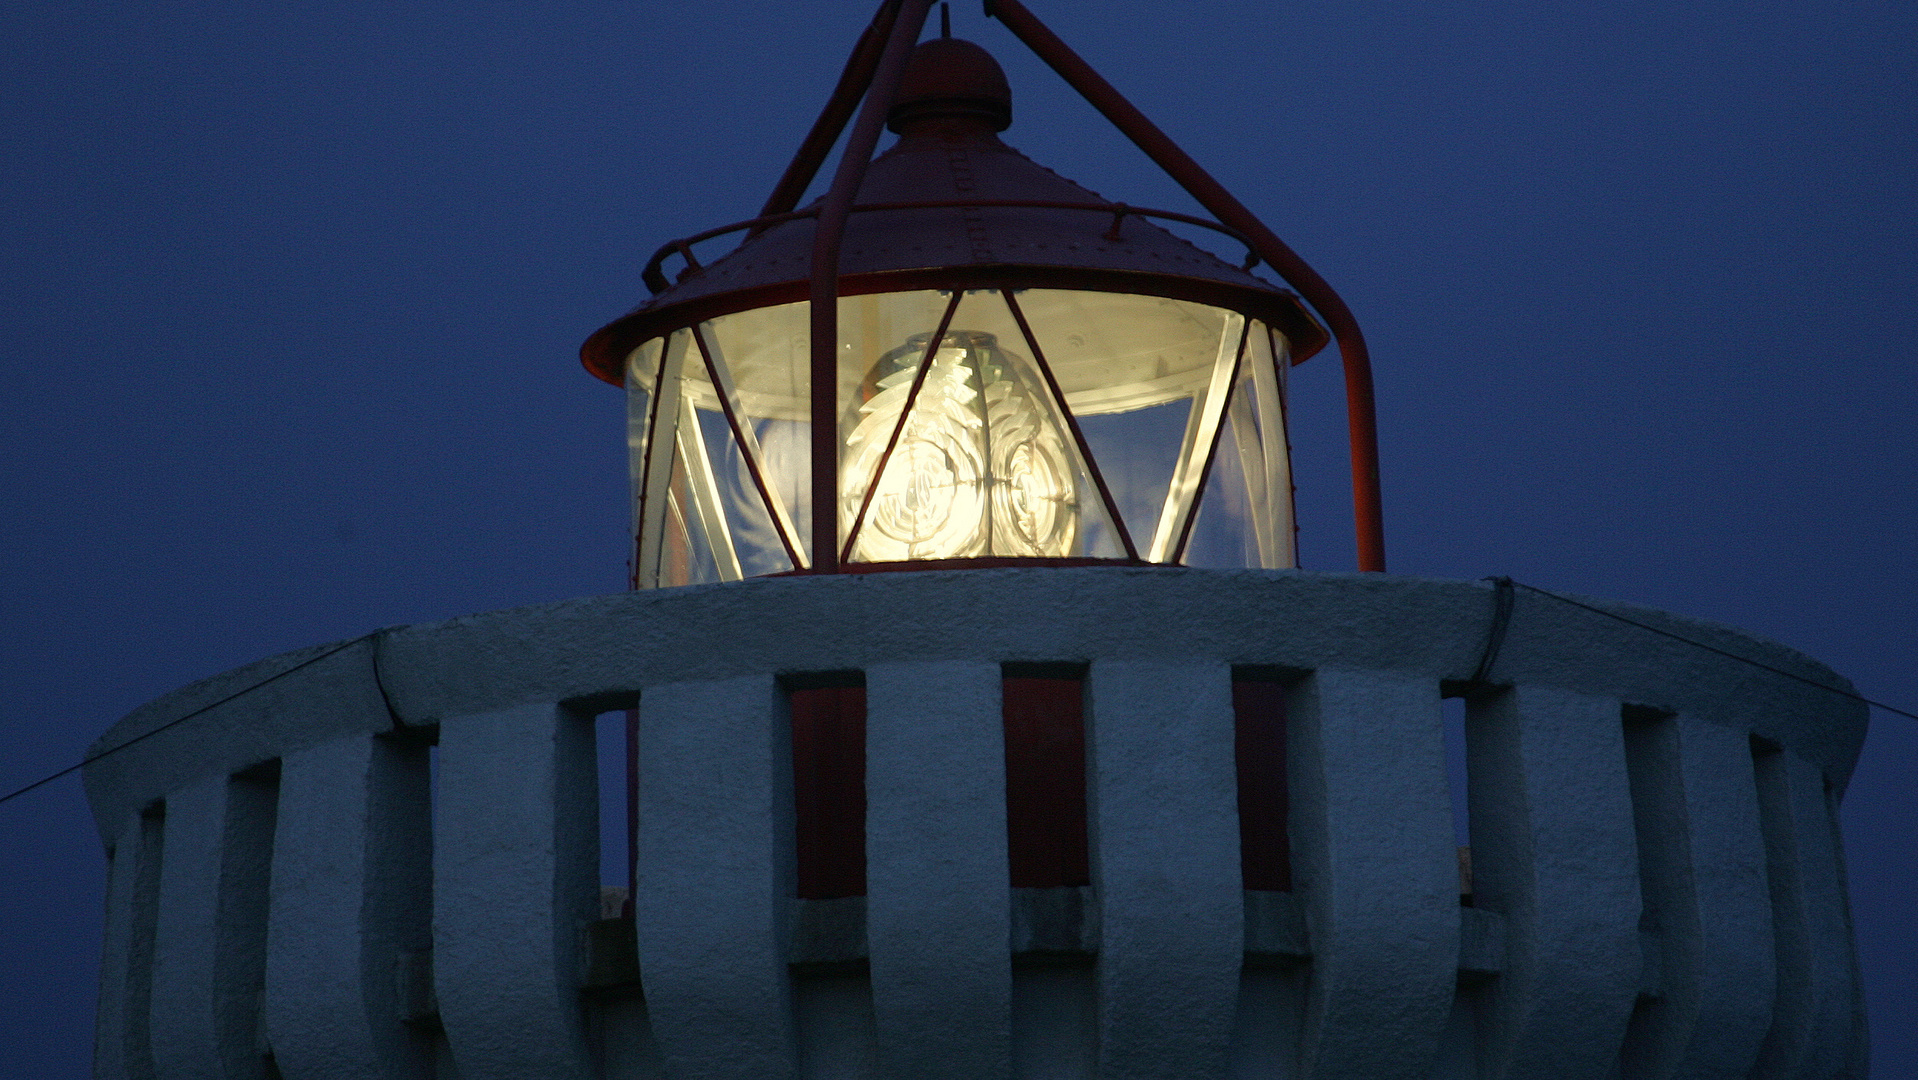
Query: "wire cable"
0 631 383 808
1464 575 1517 693
1505 578 1918 722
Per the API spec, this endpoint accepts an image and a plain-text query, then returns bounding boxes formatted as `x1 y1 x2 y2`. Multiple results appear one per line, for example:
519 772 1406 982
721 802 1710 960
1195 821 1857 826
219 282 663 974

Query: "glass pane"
652 390 745 588
658 445 721 587
1249 324 1297 568
839 292 982 561
1146 312 1244 561
965 290 1127 559
1183 420 1254 568
1012 289 1246 555
741 413 812 567
1011 290 1235 413
624 337 662 563
1184 322 1295 568
838 290 1124 562
695 406 792 579
633 330 694 589
694 293 956 563
1074 400 1188 553
624 293 1294 585
684 300 811 420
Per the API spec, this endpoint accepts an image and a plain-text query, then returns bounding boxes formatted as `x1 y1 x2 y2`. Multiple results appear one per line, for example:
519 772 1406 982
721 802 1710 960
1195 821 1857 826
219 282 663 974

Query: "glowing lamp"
583 4 1384 586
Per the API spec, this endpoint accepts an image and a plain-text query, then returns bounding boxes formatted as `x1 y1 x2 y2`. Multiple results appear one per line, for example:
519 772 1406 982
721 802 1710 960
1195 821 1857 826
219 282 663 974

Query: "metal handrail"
639 199 1266 294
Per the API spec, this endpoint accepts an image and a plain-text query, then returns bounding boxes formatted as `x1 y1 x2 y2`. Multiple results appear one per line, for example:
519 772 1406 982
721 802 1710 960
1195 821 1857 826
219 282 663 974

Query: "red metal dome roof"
581 39 1327 385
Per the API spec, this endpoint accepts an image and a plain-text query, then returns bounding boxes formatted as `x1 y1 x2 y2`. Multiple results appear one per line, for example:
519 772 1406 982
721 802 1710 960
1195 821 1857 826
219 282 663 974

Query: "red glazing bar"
632 332 679 589
986 0 1387 572
751 0 898 234
1170 321 1250 563
691 324 806 570
766 555 1149 576
809 0 937 574
1001 289 1140 560
840 290 964 564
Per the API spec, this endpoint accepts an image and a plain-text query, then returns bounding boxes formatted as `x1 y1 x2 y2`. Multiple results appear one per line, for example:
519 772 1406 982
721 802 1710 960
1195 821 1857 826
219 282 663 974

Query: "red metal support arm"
809 0 938 573
752 0 898 232
985 0 1388 572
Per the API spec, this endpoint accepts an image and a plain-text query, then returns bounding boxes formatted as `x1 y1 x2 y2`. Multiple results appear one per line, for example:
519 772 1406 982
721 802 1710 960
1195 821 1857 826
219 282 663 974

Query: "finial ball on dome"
887 37 1013 133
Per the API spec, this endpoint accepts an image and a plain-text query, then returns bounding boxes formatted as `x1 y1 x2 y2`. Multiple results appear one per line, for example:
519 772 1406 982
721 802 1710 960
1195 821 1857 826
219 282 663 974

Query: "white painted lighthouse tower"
84 4 1868 1079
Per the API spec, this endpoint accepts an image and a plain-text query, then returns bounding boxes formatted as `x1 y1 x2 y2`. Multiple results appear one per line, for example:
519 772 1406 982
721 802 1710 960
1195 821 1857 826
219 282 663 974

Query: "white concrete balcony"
84 568 1868 1079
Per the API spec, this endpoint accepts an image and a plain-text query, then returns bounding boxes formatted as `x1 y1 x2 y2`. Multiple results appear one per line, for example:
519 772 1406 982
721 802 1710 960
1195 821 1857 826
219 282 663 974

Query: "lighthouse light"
622 287 1296 587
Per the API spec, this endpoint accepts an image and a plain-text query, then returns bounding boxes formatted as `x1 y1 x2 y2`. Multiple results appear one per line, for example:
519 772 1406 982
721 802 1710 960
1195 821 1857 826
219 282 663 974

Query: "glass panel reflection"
1186 325 1295 568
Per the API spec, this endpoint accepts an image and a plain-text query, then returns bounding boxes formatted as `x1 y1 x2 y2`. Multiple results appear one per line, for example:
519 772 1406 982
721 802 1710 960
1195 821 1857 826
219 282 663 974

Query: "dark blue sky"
4 2 1912 1075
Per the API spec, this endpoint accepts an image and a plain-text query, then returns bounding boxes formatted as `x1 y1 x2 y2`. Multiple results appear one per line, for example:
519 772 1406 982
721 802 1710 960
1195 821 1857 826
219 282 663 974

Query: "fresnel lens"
843 327 1077 562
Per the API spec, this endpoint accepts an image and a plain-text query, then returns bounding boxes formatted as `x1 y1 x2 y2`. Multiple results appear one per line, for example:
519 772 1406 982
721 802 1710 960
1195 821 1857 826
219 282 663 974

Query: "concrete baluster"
1467 685 1641 1080
1086 660 1242 1080
434 704 597 1080
151 767 279 1080
96 810 164 1080
636 675 799 1080
1619 714 1775 1078
1286 668 1457 1080
265 734 431 1080
1750 747 1868 1079
149 778 224 1080
864 660 1012 1079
